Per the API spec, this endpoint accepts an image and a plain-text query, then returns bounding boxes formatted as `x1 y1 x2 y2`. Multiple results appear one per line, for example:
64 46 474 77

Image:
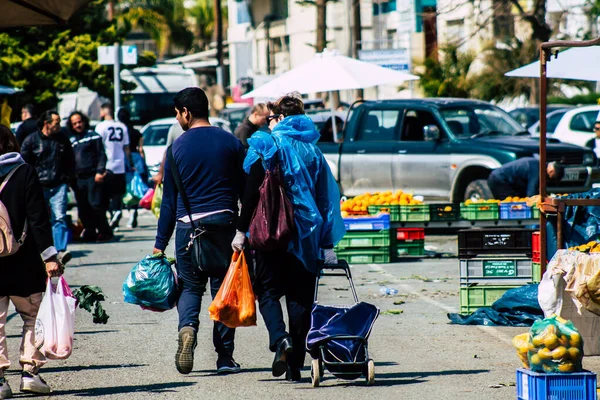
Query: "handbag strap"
167 146 197 231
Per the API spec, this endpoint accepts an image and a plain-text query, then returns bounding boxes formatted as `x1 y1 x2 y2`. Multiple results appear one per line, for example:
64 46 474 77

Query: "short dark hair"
117 108 131 125
67 111 90 132
101 102 113 117
173 87 210 120
37 110 59 130
0 125 20 155
22 104 35 117
267 94 305 117
595 120 600 126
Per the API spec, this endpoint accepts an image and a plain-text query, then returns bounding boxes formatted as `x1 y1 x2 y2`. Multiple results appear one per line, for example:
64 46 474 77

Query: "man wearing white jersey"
95 103 134 230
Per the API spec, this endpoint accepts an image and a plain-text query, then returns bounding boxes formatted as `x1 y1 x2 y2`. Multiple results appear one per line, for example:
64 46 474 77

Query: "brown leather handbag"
249 165 295 251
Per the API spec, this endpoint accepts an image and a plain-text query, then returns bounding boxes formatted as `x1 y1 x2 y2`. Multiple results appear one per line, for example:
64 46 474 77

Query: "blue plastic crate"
500 202 532 220
343 213 390 231
516 368 597 400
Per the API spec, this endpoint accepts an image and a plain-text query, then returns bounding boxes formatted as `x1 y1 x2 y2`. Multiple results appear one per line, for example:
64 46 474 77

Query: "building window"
373 0 397 16
271 0 288 20
445 19 465 46
492 0 514 39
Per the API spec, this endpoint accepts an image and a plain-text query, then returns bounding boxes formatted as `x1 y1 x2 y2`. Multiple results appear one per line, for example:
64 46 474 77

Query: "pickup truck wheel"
464 179 493 202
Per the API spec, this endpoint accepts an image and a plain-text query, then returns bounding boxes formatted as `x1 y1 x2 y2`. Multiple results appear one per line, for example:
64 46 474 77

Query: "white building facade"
227 0 439 100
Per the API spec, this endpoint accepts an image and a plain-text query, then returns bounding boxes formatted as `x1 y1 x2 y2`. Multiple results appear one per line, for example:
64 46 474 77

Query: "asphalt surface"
4 211 600 399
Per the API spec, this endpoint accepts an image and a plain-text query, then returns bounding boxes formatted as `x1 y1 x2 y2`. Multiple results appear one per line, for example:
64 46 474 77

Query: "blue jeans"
175 212 236 357
43 184 69 252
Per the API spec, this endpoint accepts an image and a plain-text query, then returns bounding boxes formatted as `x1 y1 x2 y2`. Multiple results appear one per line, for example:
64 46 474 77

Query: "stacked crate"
335 214 392 264
395 228 425 259
458 228 539 314
532 231 541 283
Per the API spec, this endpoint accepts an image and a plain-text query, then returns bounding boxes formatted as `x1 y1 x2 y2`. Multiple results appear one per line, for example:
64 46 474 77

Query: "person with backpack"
0 126 64 398
152 87 246 375
232 95 345 381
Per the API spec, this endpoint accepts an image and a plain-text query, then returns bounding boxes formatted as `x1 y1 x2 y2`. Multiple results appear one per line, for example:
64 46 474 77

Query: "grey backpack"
0 165 27 257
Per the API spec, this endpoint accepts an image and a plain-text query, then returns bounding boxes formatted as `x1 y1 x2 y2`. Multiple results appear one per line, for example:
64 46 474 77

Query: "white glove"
324 248 338 265
231 231 247 252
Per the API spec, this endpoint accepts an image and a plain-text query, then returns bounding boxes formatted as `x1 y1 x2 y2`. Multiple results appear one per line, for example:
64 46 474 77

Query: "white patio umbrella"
0 0 92 27
505 46 600 81
243 50 419 140
243 50 419 99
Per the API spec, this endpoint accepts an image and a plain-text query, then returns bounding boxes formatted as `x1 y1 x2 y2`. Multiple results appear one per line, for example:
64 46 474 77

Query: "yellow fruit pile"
502 196 536 203
522 315 583 373
569 241 600 253
340 191 423 217
463 199 501 206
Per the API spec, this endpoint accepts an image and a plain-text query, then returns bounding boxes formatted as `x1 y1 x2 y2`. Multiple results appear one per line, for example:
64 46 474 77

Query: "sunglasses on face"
267 114 281 124
595 127 600 131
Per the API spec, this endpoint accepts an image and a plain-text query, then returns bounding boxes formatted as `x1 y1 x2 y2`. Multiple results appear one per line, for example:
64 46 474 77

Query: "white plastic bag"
35 277 77 360
538 269 565 317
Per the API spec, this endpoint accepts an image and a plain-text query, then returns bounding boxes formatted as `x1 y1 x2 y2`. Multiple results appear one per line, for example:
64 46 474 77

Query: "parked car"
552 105 600 148
218 104 251 133
528 109 570 136
509 105 574 129
142 117 232 177
318 99 600 202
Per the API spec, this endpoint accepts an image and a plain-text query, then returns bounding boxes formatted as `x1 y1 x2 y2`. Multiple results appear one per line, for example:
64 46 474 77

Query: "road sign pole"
113 42 121 112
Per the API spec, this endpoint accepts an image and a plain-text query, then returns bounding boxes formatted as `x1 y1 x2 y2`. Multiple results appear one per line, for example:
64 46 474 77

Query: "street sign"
358 49 410 71
98 45 138 65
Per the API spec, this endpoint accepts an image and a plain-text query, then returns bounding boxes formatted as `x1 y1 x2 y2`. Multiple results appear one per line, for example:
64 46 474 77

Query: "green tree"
0 0 155 112
188 0 228 52
119 0 194 57
473 39 537 101
417 46 477 98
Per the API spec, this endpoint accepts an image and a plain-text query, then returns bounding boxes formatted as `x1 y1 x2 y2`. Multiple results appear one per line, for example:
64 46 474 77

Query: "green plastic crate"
459 285 521 314
396 240 425 257
460 203 500 221
399 205 430 222
368 205 400 222
532 206 540 219
336 229 391 249
334 248 391 264
532 262 541 283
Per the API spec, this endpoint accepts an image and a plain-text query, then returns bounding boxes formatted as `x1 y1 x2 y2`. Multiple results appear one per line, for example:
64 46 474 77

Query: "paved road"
4 211 600 399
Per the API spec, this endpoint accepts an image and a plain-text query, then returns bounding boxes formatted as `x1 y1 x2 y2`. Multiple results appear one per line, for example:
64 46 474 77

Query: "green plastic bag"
123 192 140 207
527 314 583 373
152 184 163 219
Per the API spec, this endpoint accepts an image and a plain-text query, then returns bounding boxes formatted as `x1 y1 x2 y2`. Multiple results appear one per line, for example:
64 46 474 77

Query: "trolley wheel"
365 359 375 386
311 359 321 387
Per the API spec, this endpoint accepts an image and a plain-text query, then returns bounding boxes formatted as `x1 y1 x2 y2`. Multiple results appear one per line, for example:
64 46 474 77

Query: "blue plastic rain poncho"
245 114 346 273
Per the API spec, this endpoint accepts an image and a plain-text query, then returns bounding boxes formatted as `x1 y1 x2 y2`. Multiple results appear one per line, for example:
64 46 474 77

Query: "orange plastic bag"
208 252 257 328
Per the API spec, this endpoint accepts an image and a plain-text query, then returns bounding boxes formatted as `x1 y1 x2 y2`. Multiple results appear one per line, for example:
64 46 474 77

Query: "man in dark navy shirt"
153 87 246 376
487 157 564 199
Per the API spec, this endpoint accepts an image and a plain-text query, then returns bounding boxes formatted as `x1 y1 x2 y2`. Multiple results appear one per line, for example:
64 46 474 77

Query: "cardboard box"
561 293 600 356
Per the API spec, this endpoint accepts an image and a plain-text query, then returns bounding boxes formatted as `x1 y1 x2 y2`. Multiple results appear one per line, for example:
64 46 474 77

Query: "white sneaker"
20 372 50 394
0 377 13 399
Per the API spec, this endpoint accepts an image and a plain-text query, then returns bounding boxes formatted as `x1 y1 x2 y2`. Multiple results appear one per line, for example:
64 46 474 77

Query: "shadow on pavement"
189 367 272 376
39 363 148 374
73 260 141 268
69 250 93 258
375 369 489 379
75 330 120 335
50 381 195 396
115 236 154 243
